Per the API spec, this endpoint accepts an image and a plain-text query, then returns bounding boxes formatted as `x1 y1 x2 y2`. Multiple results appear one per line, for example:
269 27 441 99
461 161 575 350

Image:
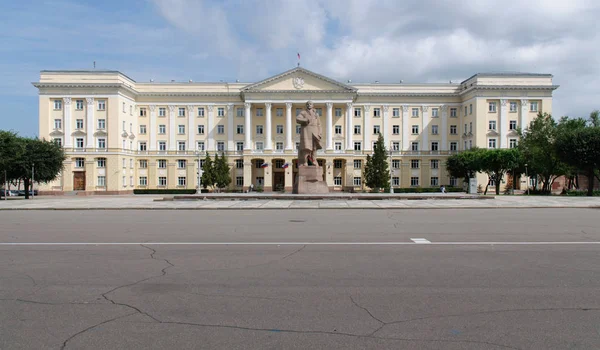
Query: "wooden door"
273 172 284 189
73 172 85 190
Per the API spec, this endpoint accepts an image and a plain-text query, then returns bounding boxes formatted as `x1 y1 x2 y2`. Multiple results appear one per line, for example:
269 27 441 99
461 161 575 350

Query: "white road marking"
411 238 431 244
0 242 599 246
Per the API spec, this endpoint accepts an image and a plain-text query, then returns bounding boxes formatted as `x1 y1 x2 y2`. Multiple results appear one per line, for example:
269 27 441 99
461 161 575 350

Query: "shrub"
564 190 600 196
134 189 204 195
393 187 463 194
255 186 264 193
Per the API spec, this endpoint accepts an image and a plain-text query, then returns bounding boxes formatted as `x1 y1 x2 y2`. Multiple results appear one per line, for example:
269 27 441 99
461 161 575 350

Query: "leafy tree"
364 134 390 190
518 112 568 193
0 131 23 194
214 153 231 191
445 147 483 183
200 153 215 190
479 148 522 195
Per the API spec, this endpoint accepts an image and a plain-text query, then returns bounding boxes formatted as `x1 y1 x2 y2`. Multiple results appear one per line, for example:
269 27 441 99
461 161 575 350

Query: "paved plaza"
0 194 599 210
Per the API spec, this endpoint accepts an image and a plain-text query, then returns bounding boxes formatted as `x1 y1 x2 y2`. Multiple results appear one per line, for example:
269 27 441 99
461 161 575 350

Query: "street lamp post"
525 163 529 195
196 151 202 194
31 164 34 199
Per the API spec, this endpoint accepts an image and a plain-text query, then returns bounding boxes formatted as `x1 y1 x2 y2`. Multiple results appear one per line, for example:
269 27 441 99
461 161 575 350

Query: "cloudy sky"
1 0 599 136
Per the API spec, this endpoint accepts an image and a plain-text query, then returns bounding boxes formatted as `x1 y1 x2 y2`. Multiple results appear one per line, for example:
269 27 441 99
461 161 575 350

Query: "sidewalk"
0 194 599 210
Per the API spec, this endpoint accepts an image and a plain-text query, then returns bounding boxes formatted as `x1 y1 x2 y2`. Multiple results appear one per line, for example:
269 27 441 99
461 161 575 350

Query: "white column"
63 98 72 148
244 103 252 150
520 99 528 133
422 106 429 151
187 105 195 151
265 102 272 150
345 103 353 151
441 105 448 151
85 98 94 148
402 105 409 151
207 105 215 151
382 105 389 146
168 106 176 150
363 105 371 151
227 104 234 152
500 99 508 149
326 102 333 151
149 105 157 151
285 102 293 150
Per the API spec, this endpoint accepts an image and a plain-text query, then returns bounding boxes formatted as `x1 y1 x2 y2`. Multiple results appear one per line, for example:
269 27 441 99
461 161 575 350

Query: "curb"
0 206 598 211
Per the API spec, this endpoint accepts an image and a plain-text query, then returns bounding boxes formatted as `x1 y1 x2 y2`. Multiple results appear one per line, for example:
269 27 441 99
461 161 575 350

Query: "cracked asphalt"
0 209 599 349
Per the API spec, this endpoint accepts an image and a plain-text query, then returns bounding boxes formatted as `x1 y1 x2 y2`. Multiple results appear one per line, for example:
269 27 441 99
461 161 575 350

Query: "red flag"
297 53 300 59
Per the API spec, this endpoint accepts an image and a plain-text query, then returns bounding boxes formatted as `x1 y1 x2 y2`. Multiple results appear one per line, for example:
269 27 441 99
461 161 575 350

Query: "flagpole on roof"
297 52 300 67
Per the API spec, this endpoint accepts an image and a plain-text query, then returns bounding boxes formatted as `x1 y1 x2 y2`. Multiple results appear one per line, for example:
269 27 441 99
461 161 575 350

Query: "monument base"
293 166 329 194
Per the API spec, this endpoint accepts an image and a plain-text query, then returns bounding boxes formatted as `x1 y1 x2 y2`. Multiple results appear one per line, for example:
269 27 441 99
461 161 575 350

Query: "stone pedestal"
293 166 329 194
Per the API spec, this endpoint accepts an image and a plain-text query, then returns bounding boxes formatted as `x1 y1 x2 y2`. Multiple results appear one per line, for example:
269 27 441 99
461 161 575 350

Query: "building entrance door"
73 172 85 190
273 172 285 191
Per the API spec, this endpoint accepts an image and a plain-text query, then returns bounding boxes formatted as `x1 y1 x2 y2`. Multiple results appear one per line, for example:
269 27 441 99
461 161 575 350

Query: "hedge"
564 190 600 196
393 187 464 193
134 189 205 195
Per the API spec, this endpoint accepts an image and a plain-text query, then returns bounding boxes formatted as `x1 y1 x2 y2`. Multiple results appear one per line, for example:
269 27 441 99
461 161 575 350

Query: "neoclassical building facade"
34 67 557 194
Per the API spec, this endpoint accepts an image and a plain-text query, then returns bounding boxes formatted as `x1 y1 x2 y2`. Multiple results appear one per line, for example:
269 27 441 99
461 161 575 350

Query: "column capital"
383 105 389 112
168 105 176 113
326 102 333 109
207 105 214 112
440 104 448 112
402 104 409 111
244 102 252 109
149 105 156 112
500 99 508 106
63 97 71 105
363 105 371 112
346 102 353 109
422 105 429 112
265 102 272 109
285 102 292 109
227 103 234 111
520 99 528 106
187 105 195 113
86 97 94 106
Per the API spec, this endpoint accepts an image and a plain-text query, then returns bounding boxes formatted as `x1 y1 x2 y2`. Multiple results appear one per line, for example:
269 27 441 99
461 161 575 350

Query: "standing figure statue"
296 101 323 167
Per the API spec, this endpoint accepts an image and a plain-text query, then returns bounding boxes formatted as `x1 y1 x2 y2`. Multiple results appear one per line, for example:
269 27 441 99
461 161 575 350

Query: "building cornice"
459 84 559 95
357 92 458 98
137 92 241 97
32 82 138 95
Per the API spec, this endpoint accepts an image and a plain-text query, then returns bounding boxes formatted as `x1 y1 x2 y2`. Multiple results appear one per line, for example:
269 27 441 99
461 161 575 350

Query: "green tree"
445 147 483 184
0 131 23 195
479 148 522 195
214 153 231 191
364 134 390 191
518 112 568 193
201 153 215 190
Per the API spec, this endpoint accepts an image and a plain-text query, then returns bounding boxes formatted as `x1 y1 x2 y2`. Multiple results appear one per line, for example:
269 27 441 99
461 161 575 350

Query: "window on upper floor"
76 138 84 148
450 142 457 151
316 108 322 116
256 125 263 135
354 125 361 135
450 125 457 135
217 125 224 134
276 125 284 134
158 159 167 168
530 101 538 112
392 125 400 135
373 125 380 134
276 108 283 117
76 119 84 129
159 125 166 134
256 108 263 117
354 108 361 118
335 108 342 117
178 107 185 117
510 139 518 148
177 159 186 169
335 125 342 135
411 142 419 151
236 107 243 117
236 125 243 134
217 107 225 117
353 142 362 151
354 159 362 169
489 120 497 130
97 138 106 149
431 142 439 151
431 125 438 135
98 100 106 111
431 108 439 118
488 138 497 149
510 102 517 112
198 107 205 117
75 100 84 110
296 125 301 134
373 108 381 117
450 108 457 117
177 141 186 151
411 159 420 168
197 125 205 134
54 119 62 129
97 158 106 168
469 104 473 114
53 100 62 110
139 142 147 151
489 102 497 113
412 108 419 117
412 125 419 134
392 159 401 169
75 158 85 168
431 159 439 169
392 108 400 117
159 107 166 117
139 124 146 134
509 120 517 130
97 119 106 130
178 125 185 134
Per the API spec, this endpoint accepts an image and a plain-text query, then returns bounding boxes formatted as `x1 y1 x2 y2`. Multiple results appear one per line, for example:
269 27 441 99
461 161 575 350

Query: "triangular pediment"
242 67 356 93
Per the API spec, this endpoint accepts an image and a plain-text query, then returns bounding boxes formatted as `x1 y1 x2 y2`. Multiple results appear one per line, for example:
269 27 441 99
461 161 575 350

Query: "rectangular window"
392 108 400 117
450 177 457 187
354 108 361 118
97 176 105 187
198 107 205 117
530 101 538 112
411 142 419 151
489 102 497 112
469 140 472 149
509 120 517 130
178 125 185 134
158 159 167 168
450 125 457 135
236 125 244 134
138 107 146 117
295 142 300 150
54 119 62 129
316 108 322 116
431 125 438 134
276 108 283 117
373 108 381 117
488 139 497 149
392 142 400 151
76 100 84 110
217 125 224 134
335 142 342 151
392 159 401 169
139 160 148 169
412 125 419 134
98 100 106 111
411 177 419 186
236 176 243 186
334 177 342 186
510 102 517 112
276 125 283 134
464 106 468 116
431 108 439 118
392 125 400 135
95 119 105 130
217 107 225 117
354 125 361 135
333 160 343 168
139 176 147 186
431 160 439 169
353 142 362 151
450 142 457 151
178 141 186 151
470 104 473 114
296 125 301 134
489 120 496 130
75 158 85 168
178 177 186 186
159 125 166 134
235 159 244 169
130 106 133 116
217 141 225 151
431 142 439 151
469 122 473 133
335 108 342 117
54 100 62 110
430 177 439 186
392 177 400 187
255 125 263 135
450 108 457 117
354 159 362 169
178 107 185 117
159 141 166 151
177 160 186 169
158 177 167 186
197 142 205 151
196 125 204 134
335 125 342 135
159 107 166 117
274 159 284 168
353 177 362 186
296 108 302 116
76 138 84 148
97 158 106 168
130 159 134 169
255 142 264 151
412 108 419 117
76 119 84 129
122 159 126 169
411 159 419 169
256 108 263 117
509 139 518 148
97 138 106 149
139 142 147 151
236 142 244 151
373 125 380 134
275 142 283 151
122 176 126 187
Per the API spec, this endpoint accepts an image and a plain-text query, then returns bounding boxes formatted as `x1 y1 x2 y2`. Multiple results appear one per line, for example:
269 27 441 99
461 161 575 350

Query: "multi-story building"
34 67 557 194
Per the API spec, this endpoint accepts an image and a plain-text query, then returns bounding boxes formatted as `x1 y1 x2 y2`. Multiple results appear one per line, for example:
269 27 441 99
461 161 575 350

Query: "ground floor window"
334 177 342 186
392 177 400 186
488 179 496 187
411 177 419 186
334 160 343 168
430 177 439 186
335 142 342 151
130 176 133 187
122 176 126 187
178 177 186 186
236 177 243 186
139 176 148 186
449 177 457 187
97 176 105 187
158 177 167 187
256 177 264 186
353 177 362 186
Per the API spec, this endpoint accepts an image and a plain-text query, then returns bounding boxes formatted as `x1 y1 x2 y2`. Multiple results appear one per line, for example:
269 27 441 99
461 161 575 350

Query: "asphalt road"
0 209 599 349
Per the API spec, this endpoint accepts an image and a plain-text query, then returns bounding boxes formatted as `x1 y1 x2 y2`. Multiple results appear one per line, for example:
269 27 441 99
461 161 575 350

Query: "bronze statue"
296 101 323 167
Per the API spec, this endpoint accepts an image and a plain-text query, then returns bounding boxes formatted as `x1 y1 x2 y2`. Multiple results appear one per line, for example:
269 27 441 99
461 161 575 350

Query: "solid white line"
0 242 599 246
